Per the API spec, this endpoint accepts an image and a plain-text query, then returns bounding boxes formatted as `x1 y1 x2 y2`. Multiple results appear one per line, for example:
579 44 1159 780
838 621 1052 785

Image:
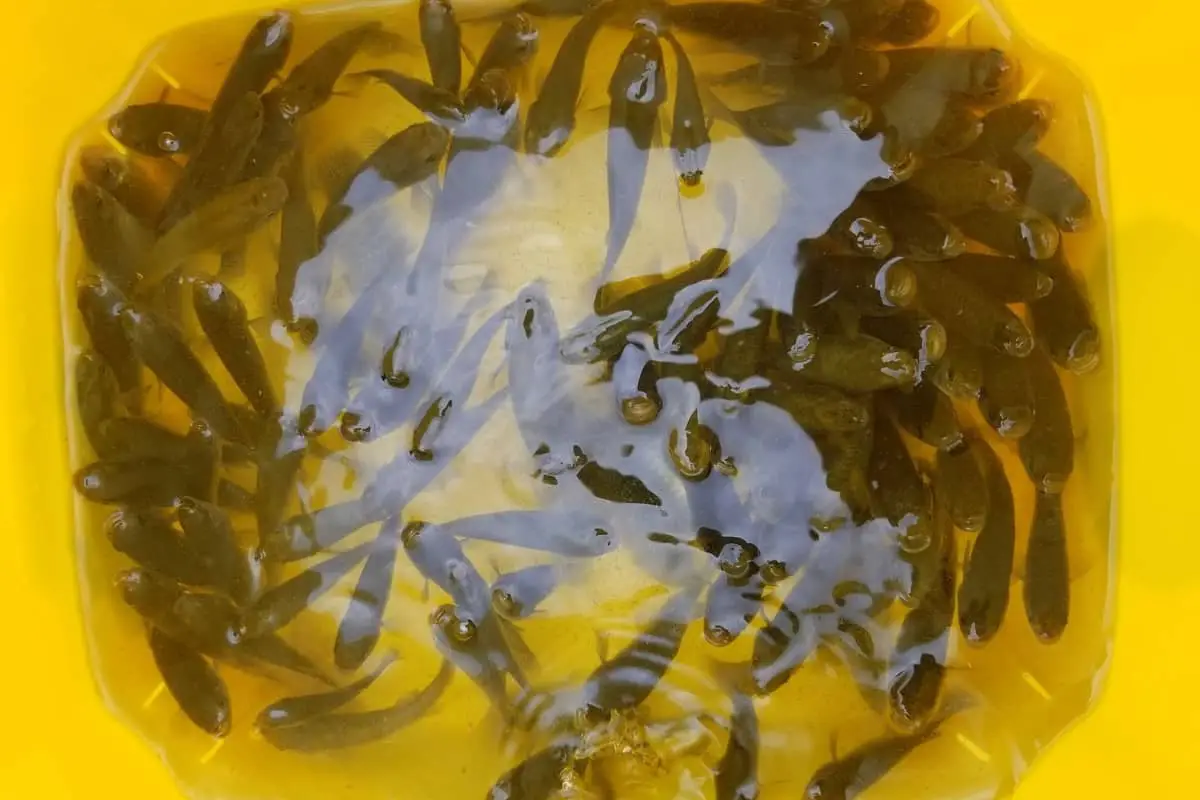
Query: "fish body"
421 0 463 94
148 627 231 737
192 278 278 417
335 517 402 670
603 26 668 280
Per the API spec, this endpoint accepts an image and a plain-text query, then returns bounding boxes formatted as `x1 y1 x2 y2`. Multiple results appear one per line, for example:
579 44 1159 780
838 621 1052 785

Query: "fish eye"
761 560 788 584
400 522 426 549
158 131 181 153
451 617 477 643
492 588 521 617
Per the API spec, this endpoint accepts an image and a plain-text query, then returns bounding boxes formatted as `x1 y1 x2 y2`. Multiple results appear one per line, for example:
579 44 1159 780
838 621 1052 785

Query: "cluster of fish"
65 0 1102 797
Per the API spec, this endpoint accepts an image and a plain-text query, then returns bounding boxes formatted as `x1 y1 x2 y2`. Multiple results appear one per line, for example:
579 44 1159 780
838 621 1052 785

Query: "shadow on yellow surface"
0 0 1195 797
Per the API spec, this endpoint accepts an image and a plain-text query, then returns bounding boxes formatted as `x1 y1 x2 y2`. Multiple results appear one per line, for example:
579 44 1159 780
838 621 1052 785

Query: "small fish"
668 409 720 480
258 652 399 729
577 460 664 507
930 336 982 398
885 381 963 452
443 509 615 558
823 195 894 259
71 182 151 290
79 146 175 225
793 333 918 393
1024 491 1069 643
667 3 836 66
175 497 255 604
872 195 966 261
714 689 760 800
977 348 1036 439
106 507 217 585
276 149 319 334
243 541 374 638
935 441 988 533
952 207 1060 262
910 260 1033 356
259 660 454 752
816 256 918 315
240 89 300 181
402 522 492 619
1004 149 1093 232
581 589 697 717
192 278 277 417
760 376 872 434
717 93 873 149
335 517 402 671
752 562 839 695
603 25 668 280
469 12 539 89
148 627 232 737
905 158 1017 216
255 417 309 550
803 717 945 799
957 439 1015 644
120 569 329 683
118 306 248 444
612 343 661 425
318 121 450 242
491 564 564 620
75 455 205 508
206 12 295 126
1029 254 1100 374
485 741 582 800
657 286 722 356
278 22 384 117
1017 347 1074 494
665 32 709 186
75 351 120 457
524 4 612 156
150 177 289 282
965 98 1054 161
946 252 1055 304
704 570 767 647
159 91 266 229
76 275 141 401
353 69 467 130
882 47 1021 106
410 395 455 460
118 568 241 655
430 603 512 713
712 314 770 394
108 102 208 157
868 414 935 557
859 314 947 382
420 0 462 94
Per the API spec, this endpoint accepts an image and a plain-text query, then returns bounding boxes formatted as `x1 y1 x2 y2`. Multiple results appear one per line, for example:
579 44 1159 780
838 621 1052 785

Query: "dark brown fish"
957 439 1015 644
257 652 399 729
118 306 247 444
71 182 151 290
108 103 208 157
75 351 121 457
1024 490 1069 643
192 278 277 417
1018 347 1074 494
335 517 402 671
420 0 462 94
1029 254 1101 374
603 24 668 280
148 627 231 737
259 660 454 752
978 348 1036 439
76 275 141 402
243 541 374 638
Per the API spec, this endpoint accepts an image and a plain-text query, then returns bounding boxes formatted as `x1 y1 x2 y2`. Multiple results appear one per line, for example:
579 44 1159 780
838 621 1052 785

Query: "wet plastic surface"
2 0 1200 796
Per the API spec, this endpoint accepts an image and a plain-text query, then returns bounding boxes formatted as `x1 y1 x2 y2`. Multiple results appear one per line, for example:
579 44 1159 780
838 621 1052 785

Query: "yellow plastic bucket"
0 0 1193 796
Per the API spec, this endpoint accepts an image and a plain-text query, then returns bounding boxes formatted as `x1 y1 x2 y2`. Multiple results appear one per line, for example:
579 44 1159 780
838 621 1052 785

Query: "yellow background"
0 0 1193 796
